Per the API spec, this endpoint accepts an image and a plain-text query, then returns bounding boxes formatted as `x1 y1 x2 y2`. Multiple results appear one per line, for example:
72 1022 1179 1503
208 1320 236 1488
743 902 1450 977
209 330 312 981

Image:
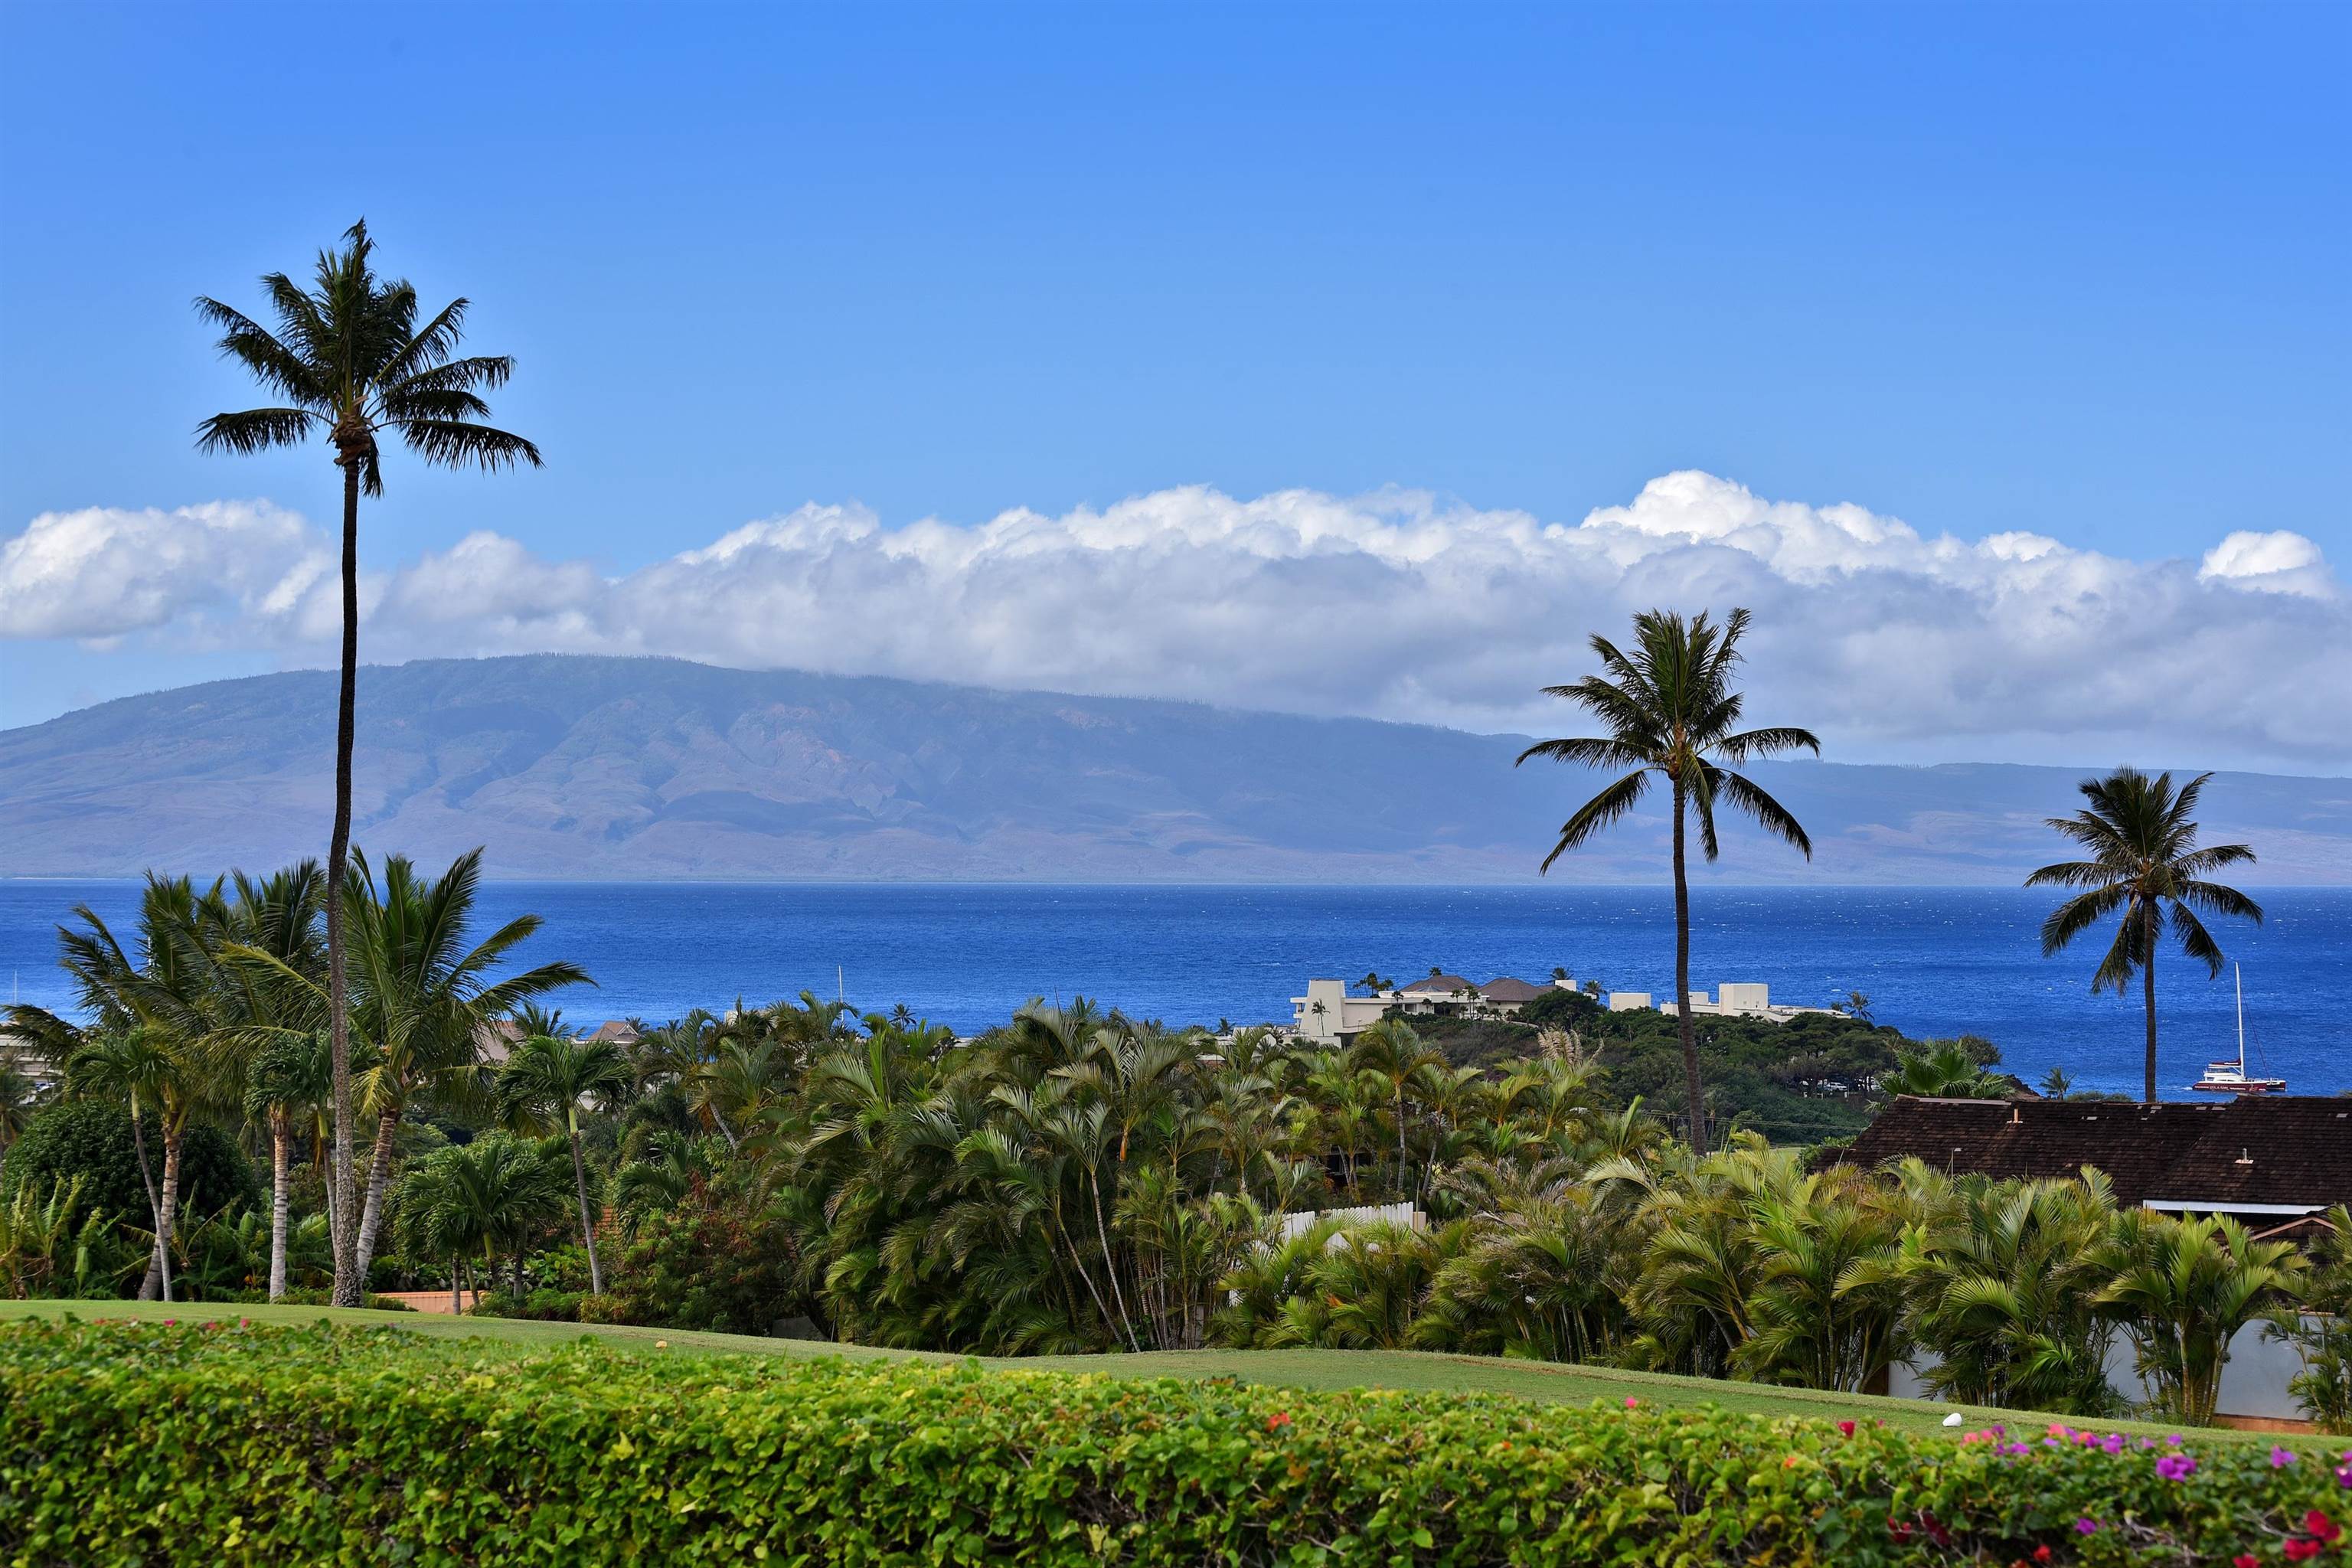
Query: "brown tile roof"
1828 1095 2352 1211
589 1021 641 1044
1403 974 1475 995
1478 977 1547 1004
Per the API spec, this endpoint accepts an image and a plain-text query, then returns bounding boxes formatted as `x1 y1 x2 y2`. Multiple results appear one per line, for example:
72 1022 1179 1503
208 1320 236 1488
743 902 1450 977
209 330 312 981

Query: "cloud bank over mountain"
4 472 2344 769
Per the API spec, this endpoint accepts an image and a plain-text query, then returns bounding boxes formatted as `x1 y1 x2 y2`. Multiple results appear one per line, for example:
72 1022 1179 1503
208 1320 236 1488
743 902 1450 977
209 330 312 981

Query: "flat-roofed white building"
1655 983 1834 1024
1290 979 1396 1045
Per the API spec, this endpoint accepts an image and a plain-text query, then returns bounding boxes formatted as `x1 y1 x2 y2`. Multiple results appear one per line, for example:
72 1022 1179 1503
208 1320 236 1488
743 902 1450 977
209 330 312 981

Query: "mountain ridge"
4 655 2347 884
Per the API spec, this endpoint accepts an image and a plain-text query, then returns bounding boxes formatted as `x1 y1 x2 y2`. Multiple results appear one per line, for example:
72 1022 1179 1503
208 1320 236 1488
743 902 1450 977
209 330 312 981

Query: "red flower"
1264 1412 1292 1432
2236 1557 2261 1568
2032 1547 2051 1563
1838 1420 1856 1437
2307 1510 2344 1544
2285 1540 2321 1563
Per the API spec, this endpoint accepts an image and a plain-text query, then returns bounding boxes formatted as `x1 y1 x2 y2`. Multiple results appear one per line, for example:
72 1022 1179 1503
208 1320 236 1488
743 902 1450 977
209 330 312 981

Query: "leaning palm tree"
2026 768 2261 1102
195 222 541 1306
66 1027 196 1302
499 1034 631 1294
1517 608 1819 1150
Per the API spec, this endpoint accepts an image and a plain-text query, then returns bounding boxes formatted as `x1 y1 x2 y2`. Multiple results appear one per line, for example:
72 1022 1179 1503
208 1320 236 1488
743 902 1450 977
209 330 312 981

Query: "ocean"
4 881 2346 1101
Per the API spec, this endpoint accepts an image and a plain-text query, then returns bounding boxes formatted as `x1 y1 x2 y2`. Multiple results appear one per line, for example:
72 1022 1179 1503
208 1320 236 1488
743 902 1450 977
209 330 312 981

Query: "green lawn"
0 1298 2301 1446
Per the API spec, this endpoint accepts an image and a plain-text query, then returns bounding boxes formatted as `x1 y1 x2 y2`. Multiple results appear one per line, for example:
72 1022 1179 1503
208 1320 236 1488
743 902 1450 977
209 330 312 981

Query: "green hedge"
3 1318 2347 1566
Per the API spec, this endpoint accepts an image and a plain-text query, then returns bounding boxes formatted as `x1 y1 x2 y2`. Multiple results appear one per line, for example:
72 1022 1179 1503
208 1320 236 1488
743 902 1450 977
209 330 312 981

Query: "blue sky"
2 2 2347 765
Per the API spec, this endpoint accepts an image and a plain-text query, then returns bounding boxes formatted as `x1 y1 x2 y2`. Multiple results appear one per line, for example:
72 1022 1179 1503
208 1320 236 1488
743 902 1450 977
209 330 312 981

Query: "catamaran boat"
2189 964 2285 1095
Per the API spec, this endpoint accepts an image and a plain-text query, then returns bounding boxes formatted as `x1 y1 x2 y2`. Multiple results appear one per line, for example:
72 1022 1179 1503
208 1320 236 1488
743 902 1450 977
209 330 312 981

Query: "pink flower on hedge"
2074 1517 2099 1536
2154 1453 2197 1481
2102 1432 2127 1454
1838 1421 1855 1437
1624 1396 1639 1409
2275 1446 2300 1468
2334 1460 2352 1489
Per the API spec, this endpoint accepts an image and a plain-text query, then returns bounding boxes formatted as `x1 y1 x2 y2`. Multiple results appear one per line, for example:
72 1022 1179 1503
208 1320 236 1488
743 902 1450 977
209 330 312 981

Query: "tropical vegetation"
1 854 2334 1432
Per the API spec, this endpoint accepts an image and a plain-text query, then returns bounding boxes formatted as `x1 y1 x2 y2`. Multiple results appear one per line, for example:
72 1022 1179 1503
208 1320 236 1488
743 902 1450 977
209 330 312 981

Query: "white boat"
2189 964 2285 1094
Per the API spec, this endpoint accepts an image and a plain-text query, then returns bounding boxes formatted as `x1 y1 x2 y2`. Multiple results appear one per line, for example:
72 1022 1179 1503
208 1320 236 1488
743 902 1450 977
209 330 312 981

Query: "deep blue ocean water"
4 881 2345 1101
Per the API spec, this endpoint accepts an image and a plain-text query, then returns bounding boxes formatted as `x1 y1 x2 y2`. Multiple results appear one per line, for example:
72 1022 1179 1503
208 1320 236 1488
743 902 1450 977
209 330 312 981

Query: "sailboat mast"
2236 962 2246 1071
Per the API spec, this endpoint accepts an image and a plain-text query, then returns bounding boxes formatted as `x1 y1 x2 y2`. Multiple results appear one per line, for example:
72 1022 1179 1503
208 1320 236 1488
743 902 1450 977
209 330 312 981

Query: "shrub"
219 1288 415 1312
472 1287 583 1322
3 1317 2347 1565
596 1194 798 1333
0 1100 258 1253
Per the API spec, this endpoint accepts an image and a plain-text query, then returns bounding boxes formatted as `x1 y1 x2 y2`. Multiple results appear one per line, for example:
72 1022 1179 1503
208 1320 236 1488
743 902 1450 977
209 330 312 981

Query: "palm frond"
1711 768 1814 860
193 296 325 407
1514 735 1654 771
1712 726 1821 763
1537 771 1652 873
2037 885 2132 957
396 419 544 472
194 407 318 456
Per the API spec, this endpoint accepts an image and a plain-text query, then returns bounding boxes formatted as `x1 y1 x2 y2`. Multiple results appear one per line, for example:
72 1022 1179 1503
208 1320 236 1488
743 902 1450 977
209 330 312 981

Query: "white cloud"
0 501 332 641
2200 529 2335 598
4 472 2347 769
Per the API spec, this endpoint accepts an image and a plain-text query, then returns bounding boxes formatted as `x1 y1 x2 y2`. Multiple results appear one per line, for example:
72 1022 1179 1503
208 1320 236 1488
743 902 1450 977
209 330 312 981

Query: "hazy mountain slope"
2 655 2345 882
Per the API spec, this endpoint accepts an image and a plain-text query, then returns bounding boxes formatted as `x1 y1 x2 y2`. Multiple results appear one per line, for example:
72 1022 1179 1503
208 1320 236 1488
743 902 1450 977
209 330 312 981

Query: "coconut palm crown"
1516 607 1819 1151
2026 767 2261 1103
196 220 541 1307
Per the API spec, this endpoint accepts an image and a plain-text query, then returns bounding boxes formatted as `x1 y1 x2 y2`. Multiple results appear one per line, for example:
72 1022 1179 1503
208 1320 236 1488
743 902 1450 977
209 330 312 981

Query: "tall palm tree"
1517 608 1819 1150
499 1034 632 1294
195 222 541 1307
2026 768 2261 1103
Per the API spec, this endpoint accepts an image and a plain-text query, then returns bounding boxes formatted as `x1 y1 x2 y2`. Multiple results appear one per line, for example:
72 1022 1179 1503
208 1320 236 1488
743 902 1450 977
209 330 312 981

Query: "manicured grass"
0 1297 2305 1446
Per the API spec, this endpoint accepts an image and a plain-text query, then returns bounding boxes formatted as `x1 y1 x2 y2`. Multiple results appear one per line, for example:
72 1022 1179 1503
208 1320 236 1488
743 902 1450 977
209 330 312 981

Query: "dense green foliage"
4 1317 2345 1566
0 1101 256 1243
1434 987 1924 1142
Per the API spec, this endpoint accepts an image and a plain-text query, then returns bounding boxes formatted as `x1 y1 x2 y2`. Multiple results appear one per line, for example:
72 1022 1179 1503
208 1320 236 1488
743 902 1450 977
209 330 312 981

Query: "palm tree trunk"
326 456 361 1308
1088 1166 1143 1352
2142 900 2160 1104
268 1109 291 1302
451 1253 462 1315
129 1108 168 1302
1395 1085 1408 1200
1671 774 1707 1151
568 1121 606 1295
352 1107 400 1284
153 1127 183 1305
